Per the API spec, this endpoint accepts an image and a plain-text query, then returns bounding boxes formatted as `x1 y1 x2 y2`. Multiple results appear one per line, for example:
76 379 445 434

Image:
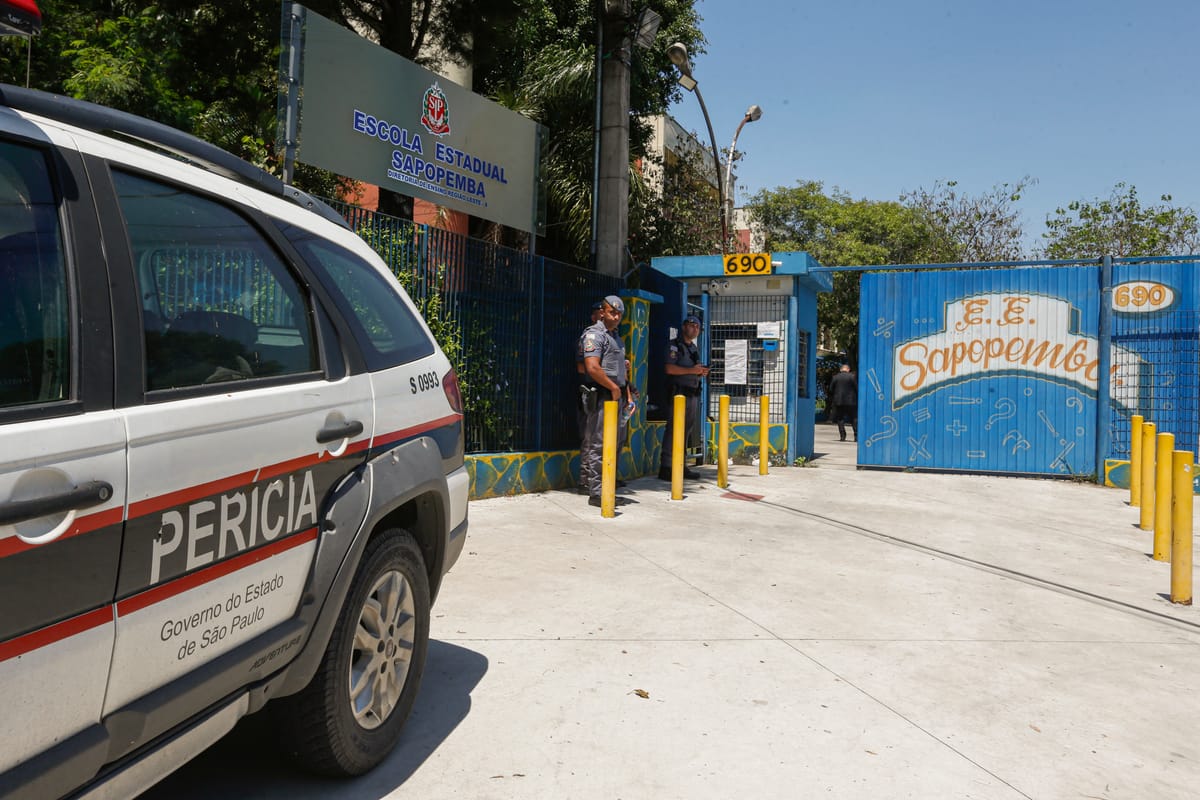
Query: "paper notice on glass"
724 339 748 385
756 321 780 339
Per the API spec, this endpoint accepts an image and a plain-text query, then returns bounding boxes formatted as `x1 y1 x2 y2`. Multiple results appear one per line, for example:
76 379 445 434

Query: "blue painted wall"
858 262 1200 476
859 266 1102 475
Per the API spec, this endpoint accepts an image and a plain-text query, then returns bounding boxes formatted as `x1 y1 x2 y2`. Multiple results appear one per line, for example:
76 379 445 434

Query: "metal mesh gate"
1109 311 1200 459
706 295 788 423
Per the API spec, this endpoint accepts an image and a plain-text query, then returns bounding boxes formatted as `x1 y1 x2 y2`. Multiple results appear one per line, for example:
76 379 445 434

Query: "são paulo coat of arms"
420 82 451 136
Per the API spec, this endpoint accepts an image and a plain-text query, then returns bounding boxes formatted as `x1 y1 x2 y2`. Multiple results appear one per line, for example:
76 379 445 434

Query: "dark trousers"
576 383 588 440
660 392 699 468
580 394 627 496
831 404 857 440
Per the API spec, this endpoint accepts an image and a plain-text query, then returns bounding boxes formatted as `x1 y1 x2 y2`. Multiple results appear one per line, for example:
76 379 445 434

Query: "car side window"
0 141 69 409
280 224 434 370
112 171 319 391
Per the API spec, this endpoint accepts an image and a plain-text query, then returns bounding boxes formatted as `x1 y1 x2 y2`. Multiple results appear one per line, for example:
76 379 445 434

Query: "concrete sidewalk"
150 423 1200 799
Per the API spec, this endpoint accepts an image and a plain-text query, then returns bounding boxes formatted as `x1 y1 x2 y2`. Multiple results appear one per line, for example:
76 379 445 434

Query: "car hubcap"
349 569 416 729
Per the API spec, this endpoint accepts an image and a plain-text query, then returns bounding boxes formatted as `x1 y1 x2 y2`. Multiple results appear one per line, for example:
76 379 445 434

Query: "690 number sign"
723 253 772 276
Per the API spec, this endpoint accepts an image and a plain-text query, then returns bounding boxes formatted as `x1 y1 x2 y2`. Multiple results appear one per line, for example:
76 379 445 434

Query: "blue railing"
324 199 622 453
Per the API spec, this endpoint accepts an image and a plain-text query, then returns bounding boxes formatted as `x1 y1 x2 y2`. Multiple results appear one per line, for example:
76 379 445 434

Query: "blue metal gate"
855 258 1200 476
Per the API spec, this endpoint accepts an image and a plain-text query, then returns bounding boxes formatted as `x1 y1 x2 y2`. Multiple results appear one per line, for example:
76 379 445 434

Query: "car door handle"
316 420 364 444
0 481 115 527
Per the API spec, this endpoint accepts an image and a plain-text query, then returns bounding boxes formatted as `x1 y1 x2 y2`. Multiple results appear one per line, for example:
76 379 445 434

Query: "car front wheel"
277 529 430 776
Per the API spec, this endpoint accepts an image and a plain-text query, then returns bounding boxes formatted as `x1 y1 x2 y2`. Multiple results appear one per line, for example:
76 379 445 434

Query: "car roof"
0 83 348 230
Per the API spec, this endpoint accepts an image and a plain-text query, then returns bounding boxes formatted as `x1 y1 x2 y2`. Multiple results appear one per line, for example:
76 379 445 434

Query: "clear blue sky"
665 0 1200 251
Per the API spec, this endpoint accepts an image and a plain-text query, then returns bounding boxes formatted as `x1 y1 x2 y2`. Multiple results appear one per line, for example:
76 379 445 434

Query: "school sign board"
290 5 541 233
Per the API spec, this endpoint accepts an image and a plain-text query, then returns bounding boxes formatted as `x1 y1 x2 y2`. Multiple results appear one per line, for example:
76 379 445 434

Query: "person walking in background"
658 314 709 480
579 296 630 506
828 363 858 442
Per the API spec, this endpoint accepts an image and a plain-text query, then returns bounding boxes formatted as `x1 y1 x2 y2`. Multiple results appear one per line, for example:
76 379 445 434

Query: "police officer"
575 300 605 440
658 314 709 480
579 295 628 506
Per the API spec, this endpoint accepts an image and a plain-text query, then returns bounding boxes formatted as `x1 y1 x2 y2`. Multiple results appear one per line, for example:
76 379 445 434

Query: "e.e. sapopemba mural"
858 265 1155 476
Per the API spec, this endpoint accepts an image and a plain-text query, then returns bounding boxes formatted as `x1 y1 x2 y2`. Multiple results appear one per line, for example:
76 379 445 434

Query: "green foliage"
815 354 844 400
901 177 1034 263
747 180 948 361
474 0 705 113
0 2 349 199
60 7 196 126
483 0 708 263
7 0 709 264
356 221 511 450
1040 183 1200 258
305 0 524 65
631 138 721 261
749 177 1047 359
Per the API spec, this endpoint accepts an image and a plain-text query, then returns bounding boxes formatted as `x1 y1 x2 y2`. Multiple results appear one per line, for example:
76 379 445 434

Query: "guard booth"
647 252 831 464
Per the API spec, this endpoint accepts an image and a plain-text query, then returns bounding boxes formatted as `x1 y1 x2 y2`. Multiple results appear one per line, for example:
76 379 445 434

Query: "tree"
747 180 947 365
902 176 1034 263
480 0 706 264
630 135 720 262
307 0 523 68
3 0 711 264
1040 182 1200 258
0 2 340 195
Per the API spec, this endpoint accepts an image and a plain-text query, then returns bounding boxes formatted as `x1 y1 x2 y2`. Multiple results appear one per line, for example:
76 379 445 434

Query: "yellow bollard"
1139 422 1156 531
1171 451 1193 605
1130 414 1143 507
718 395 730 489
1154 432 1174 561
671 394 685 501
759 395 769 475
600 400 617 518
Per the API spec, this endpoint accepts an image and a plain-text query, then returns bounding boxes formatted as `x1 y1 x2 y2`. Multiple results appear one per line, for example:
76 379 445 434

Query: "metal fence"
149 246 294 327
325 199 622 453
1108 258 1200 459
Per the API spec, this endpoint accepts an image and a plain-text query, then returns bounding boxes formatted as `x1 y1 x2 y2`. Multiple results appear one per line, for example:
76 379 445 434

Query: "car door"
0 124 125 778
279 227 469 543
94 165 374 724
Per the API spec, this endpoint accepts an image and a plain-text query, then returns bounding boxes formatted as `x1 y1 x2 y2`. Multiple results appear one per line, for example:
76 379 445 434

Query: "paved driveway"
146 425 1200 799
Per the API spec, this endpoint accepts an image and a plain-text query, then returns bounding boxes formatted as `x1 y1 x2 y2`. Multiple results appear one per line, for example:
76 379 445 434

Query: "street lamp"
723 104 762 252
666 42 726 251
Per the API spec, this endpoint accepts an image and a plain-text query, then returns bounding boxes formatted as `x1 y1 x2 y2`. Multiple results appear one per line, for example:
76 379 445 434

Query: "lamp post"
666 42 726 252
723 104 762 252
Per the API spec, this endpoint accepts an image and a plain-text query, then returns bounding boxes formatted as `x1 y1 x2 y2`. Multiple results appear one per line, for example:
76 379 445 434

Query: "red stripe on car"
0 606 113 663
117 527 318 616
0 506 124 558
372 414 462 448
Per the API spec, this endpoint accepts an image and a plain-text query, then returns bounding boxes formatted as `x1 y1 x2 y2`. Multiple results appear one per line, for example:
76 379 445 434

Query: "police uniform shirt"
580 320 626 387
666 336 701 390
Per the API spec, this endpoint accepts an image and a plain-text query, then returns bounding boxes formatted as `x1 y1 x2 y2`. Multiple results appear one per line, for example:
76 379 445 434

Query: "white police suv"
0 85 469 799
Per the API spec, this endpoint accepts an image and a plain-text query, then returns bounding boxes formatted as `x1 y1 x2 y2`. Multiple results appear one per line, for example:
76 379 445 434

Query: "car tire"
276 529 430 776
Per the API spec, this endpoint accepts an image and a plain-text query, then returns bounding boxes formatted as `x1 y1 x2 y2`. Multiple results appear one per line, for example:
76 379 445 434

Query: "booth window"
704 296 788 423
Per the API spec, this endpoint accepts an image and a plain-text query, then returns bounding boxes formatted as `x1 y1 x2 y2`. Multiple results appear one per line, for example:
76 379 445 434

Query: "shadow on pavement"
140 640 488 799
